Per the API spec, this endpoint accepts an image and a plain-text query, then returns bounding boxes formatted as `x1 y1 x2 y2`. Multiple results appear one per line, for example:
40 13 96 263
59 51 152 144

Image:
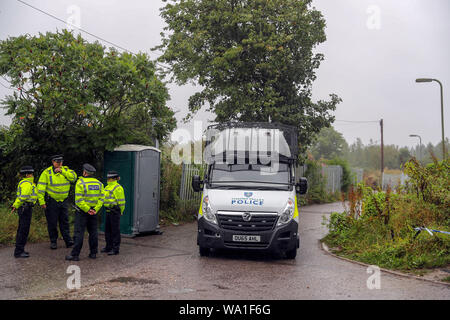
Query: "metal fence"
351 168 364 184
382 173 408 190
179 163 206 201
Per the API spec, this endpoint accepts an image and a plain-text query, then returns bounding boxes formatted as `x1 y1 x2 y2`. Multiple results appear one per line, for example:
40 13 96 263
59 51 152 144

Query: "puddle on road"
109 277 160 285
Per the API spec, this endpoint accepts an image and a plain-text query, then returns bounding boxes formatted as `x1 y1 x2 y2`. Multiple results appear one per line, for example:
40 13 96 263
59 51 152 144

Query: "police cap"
107 171 120 179
20 166 34 174
83 163 96 174
50 154 64 162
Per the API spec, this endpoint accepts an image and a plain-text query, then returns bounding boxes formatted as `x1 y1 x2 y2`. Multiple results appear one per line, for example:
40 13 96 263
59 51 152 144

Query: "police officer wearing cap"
37 154 77 249
66 164 104 261
102 171 126 255
11 166 37 258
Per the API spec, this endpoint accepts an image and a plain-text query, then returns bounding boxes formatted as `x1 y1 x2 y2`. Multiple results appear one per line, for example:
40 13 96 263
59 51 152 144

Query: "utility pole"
380 119 384 186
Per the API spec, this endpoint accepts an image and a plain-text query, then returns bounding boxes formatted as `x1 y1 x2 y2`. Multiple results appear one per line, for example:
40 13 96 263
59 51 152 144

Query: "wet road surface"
0 202 448 299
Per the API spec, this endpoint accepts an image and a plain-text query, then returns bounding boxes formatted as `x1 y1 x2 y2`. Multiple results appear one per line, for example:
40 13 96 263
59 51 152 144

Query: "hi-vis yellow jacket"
103 181 126 214
13 177 38 209
37 166 77 205
75 177 104 213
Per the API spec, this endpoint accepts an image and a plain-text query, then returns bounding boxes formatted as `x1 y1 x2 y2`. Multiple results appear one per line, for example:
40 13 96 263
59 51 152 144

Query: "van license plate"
232 235 261 242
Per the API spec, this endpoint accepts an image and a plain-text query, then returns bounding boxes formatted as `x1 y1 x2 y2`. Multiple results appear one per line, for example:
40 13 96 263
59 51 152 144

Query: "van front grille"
217 213 278 232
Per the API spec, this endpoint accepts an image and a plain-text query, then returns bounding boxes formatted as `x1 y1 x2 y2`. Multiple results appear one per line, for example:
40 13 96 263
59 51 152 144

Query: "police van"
192 122 307 259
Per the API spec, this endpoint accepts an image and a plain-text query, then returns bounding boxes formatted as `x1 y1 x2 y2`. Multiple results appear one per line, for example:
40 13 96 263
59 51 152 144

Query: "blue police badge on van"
244 192 253 197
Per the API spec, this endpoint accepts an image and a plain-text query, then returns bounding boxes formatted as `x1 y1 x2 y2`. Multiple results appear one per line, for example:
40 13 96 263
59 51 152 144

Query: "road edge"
320 241 450 287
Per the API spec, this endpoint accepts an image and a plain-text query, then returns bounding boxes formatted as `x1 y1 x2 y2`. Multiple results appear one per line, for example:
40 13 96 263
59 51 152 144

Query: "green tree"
157 0 340 153
0 30 176 199
310 126 349 160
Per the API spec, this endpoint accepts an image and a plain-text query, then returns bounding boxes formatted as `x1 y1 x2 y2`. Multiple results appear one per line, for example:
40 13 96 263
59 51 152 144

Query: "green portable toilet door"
103 151 135 235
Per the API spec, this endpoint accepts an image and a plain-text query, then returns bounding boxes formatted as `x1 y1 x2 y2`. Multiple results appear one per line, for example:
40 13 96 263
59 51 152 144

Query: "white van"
192 123 307 259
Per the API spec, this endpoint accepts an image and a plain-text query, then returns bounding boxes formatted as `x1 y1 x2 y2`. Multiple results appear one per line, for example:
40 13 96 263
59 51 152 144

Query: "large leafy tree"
157 0 341 152
0 30 176 169
310 126 349 160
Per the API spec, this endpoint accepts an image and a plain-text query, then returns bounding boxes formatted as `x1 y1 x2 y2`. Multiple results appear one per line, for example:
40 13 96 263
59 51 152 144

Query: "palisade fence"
381 173 408 190
351 168 364 184
179 162 206 202
179 162 362 201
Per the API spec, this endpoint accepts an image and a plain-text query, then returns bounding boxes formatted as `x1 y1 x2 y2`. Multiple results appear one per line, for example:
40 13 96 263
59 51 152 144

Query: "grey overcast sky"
0 0 449 148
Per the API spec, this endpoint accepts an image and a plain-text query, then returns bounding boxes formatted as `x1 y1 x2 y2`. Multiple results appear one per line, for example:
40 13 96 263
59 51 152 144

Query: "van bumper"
197 216 299 254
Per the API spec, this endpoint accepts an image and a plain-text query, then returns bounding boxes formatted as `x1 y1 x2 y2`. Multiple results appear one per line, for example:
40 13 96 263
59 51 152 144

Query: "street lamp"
409 134 422 162
415 78 446 159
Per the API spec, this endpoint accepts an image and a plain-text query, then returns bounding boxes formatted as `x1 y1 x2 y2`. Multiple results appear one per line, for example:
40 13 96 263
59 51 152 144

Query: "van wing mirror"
296 177 307 195
192 175 203 192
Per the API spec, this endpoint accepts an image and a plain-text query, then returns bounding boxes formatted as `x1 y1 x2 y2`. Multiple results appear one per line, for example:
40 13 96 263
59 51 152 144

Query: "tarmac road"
0 202 448 299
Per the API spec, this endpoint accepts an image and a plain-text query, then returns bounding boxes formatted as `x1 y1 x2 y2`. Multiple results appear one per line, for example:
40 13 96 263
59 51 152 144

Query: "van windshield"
209 162 291 190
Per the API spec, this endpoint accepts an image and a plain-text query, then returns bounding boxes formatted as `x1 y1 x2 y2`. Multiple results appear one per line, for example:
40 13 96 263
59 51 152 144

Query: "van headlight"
202 196 217 224
277 198 295 226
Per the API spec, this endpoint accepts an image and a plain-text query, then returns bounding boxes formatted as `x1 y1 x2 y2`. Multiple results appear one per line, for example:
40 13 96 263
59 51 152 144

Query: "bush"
322 158 450 272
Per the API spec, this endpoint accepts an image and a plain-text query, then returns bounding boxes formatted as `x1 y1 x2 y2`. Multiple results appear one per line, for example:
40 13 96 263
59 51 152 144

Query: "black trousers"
105 207 121 253
71 209 98 256
45 197 72 244
15 204 33 256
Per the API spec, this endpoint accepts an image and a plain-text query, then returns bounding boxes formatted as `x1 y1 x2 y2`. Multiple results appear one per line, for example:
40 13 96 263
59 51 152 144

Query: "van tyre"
285 248 297 259
199 246 210 257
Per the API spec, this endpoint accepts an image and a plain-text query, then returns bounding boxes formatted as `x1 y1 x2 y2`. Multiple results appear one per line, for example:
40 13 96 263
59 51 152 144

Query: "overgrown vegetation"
159 144 200 225
322 158 449 272
302 159 341 205
0 204 48 245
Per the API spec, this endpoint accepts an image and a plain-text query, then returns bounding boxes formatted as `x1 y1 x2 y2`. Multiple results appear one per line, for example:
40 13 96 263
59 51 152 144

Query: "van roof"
204 122 297 163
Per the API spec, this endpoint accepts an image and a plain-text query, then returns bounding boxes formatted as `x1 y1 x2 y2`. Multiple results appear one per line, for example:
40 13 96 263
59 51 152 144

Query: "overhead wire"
15 0 170 70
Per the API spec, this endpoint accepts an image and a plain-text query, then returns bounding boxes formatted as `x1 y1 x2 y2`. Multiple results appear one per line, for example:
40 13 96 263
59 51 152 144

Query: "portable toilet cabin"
101 144 161 236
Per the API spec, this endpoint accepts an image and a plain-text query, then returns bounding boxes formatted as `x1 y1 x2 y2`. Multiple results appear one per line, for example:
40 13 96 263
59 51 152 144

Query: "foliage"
403 157 449 208
346 138 412 171
310 126 349 160
322 159 450 271
159 143 201 224
325 157 352 193
0 205 48 245
157 0 341 154
303 159 340 204
0 30 176 201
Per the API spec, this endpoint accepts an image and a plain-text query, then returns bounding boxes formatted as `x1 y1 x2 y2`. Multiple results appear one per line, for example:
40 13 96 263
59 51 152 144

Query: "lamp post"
415 78 446 159
409 134 422 162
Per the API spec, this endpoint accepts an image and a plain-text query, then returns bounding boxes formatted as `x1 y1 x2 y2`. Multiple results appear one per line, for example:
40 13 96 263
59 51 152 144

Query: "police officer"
66 164 104 261
101 171 126 255
37 154 77 249
11 166 37 258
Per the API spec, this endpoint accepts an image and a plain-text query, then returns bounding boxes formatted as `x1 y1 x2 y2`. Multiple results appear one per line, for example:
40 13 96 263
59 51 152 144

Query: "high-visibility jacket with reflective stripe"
75 177 104 213
37 166 77 205
103 181 125 215
13 177 38 209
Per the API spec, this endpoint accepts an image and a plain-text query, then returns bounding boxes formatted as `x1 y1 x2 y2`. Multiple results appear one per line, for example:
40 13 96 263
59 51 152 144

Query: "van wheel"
285 248 297 259
199 246 210 257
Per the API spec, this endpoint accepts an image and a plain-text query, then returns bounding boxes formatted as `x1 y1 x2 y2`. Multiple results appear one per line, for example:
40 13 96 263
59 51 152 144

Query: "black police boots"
65 255 79 261
14 252 30 258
